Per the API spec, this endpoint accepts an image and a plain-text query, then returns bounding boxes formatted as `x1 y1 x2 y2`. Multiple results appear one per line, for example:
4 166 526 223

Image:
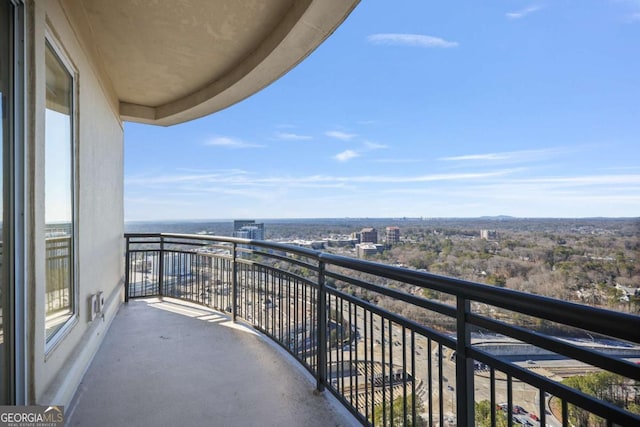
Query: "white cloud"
326 130 357 141
367 33 459 48
126 169 250 186
629 12 640 22
175 167 248 175
204 136 263 148
346 170 518 183
440 153 511 161
362 141 388 150
126 167 640 219
519 174 640 186
372 158 423 164
439 148 566 163
506 6 541 20
334 150 360 162
127 168 521 188
274 131 312 141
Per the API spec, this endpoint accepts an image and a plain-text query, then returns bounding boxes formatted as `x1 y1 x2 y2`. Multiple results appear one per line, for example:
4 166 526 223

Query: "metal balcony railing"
45 235 72 314
124 233 640 427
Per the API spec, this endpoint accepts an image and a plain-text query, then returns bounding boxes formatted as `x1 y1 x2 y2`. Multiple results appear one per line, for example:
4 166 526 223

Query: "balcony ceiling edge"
97 0 360 127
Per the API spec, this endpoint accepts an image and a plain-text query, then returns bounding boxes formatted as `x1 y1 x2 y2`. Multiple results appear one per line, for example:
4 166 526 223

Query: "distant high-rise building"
385 226 400 245
480 229 498 240
233 220 264 240
360 227 378 244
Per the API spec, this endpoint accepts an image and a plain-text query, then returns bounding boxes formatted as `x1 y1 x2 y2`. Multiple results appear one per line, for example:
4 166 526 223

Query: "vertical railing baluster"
158 235 164 297
232 242 238 322
438 341 443 427
539 389 546 426
316 259 327 392
490 367 496 427
456 297 473 426
508 375 513 427
124 235 130 302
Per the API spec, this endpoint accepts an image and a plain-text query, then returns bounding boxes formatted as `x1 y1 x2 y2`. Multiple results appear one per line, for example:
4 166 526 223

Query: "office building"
233 220 264 240
385 226 400 245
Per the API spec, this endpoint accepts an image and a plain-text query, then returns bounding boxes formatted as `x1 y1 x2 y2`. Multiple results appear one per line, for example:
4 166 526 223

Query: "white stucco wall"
29 0 124 405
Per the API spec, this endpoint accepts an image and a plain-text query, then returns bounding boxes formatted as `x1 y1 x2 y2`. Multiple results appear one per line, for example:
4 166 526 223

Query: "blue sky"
124 1 640 221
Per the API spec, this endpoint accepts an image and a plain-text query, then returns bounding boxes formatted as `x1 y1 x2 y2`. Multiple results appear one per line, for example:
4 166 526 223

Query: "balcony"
77 233 640 426
67 297 357 426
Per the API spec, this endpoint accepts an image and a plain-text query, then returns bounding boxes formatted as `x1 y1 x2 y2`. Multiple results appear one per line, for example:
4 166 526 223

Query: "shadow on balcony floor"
68 297 358 427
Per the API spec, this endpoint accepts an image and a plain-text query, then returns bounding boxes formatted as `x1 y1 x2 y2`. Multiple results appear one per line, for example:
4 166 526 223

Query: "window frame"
43 30 79 354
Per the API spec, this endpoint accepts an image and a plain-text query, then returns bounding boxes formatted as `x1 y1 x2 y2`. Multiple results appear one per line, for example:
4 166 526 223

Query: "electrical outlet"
88 294 98 321
97 291 105 313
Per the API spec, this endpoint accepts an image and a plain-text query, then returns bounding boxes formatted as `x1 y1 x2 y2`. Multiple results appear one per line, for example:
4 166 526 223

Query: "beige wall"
28 0 124 405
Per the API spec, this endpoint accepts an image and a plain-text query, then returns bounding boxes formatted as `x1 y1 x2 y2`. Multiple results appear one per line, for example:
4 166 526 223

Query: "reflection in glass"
45 41 74 341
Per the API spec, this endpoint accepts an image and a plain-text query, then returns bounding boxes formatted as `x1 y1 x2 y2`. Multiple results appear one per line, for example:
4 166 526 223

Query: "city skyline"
124 1 640 221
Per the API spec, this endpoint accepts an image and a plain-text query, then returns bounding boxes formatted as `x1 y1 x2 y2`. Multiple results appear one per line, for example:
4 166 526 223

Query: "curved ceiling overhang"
63 0 359 126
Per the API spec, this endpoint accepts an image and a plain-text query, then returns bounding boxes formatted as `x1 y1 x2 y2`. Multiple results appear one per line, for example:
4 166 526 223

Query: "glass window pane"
45 41 74 342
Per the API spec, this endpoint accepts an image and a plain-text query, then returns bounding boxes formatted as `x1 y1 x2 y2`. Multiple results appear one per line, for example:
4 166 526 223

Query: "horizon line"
124 215 639 223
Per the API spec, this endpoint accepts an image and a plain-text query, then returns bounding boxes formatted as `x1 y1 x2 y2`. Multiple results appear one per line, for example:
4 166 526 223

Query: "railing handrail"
125 232 640 344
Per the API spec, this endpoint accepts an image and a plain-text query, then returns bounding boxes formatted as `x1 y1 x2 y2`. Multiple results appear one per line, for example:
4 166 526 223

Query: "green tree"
371 394 425 426
475 400 507 427
562 371 638 426
422 288 439 300
485 273 507 287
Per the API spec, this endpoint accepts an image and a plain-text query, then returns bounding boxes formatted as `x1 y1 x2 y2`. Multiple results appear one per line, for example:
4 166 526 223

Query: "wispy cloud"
334 150 360 162
518 174 640 186
127 167 640 219
506 5 542 20
326 130 357 141
175 167 248 175
274 131 312 141
372 158 423 164
363 141 388 150
126 171 246 186
204 136 263 149
127 169 519 188
128 168 640 191
439 148 566 164
440 153 512 161
329 141 387 162
368 33 459 48
612 0 640 22
348 170 518 183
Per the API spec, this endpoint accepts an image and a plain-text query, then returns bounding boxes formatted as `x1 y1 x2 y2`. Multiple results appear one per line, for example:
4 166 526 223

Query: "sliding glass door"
0 0 12 404
0 0 23 405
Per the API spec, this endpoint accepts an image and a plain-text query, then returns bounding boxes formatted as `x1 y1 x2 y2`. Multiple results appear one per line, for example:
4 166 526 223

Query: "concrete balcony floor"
68 297 358 427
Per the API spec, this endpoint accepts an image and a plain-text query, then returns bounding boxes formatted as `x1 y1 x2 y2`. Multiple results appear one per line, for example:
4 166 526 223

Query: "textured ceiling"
62 0 359 126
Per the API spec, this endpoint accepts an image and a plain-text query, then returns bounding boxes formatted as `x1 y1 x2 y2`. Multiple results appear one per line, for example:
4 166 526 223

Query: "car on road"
513 405 528 414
